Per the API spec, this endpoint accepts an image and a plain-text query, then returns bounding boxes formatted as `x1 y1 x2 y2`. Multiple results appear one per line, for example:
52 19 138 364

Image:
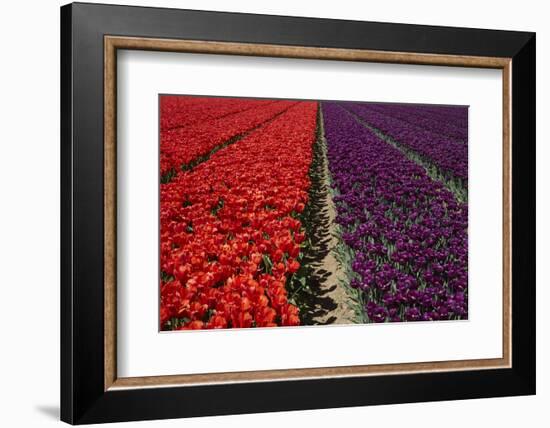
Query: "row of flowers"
323 102 468 323
412 104 469 130
160 96 274 131
344 103 468 184
160 101 318 330
364 103 468 143
160 99 296 177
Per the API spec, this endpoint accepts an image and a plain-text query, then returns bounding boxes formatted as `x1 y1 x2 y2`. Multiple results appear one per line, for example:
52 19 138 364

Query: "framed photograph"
60 2 535 424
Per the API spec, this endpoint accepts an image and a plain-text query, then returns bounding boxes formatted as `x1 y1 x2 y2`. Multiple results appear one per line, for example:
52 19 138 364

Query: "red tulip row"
160 96 274 131
160 101 318 330
160 100 296 177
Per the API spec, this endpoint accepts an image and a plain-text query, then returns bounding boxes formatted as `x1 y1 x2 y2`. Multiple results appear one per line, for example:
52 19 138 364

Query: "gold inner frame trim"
104 35 512 391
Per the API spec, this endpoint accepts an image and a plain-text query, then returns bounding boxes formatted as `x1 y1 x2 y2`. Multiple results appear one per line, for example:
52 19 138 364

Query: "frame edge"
63 3 536 423
510 32 536 394
60 2 74 425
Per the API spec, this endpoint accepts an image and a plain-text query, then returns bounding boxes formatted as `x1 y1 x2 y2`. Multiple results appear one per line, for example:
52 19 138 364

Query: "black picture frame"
61 2 535 424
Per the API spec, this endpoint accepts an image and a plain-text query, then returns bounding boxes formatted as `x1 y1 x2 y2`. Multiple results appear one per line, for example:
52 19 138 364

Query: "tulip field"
159 95 468 330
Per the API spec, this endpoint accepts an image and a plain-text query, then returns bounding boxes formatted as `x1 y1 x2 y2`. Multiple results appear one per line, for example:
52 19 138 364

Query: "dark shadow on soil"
290 105 340 325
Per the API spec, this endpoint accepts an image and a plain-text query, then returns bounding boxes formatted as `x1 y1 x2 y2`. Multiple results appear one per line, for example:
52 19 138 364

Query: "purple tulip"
405 307 422 321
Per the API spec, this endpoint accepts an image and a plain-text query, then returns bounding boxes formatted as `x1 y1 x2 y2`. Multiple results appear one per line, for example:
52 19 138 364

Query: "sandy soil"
308 107 358 325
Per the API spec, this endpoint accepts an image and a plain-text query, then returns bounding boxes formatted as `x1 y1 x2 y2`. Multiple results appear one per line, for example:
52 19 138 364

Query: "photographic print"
159 96 468 331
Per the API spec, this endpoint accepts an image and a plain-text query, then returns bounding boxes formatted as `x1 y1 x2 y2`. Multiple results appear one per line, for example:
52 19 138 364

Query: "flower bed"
160 100 296 178
323 102 468 323
410 104 468 130
160 96 274 131
346 103 468 184
160 101 318 330
366 103 468 143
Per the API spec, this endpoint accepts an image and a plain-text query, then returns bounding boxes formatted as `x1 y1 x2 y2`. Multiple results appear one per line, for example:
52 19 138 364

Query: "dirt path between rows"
300 105 359 325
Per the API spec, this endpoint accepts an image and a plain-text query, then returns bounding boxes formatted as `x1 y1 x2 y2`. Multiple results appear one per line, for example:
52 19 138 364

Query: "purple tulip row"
397 103 468 129
344 103 468 185
364 103 468 143
322 102 468 323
